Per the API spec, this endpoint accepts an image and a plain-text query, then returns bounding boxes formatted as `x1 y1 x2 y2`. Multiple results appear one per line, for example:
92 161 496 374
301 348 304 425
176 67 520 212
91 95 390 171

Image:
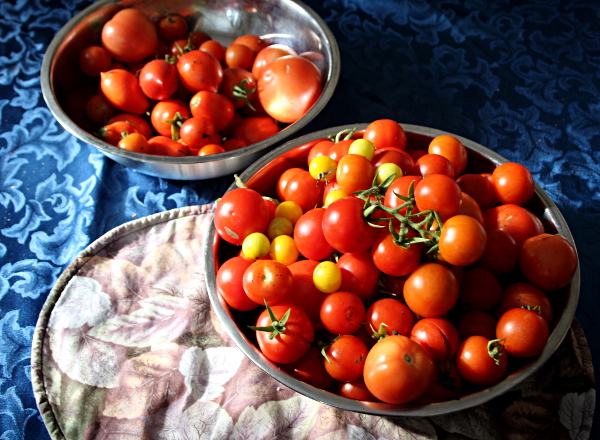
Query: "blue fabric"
0 0 598 438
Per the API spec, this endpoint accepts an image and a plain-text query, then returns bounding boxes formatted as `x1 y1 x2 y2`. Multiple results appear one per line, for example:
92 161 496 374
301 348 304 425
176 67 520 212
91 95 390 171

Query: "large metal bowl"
41 0 340 180
203 123 580 416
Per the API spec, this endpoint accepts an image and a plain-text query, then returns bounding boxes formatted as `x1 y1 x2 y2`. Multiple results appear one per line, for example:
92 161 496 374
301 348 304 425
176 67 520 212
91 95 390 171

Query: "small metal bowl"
203 123 580 416
41 0 340 180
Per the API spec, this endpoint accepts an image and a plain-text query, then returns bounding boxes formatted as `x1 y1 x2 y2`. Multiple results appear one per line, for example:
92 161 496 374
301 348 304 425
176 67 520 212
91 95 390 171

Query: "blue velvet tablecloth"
1 0 598 438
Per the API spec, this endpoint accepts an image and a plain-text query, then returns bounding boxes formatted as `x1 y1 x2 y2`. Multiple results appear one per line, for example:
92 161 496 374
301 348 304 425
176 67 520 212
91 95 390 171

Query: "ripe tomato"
455 192 484 224
383 175 423 217
216 256 258 311
428 135 468 176
414 174 462 221
283 346 334 390
438 214 487 266
323 334 369 382
100 69 149 114
363 119 407 150
257 55 322 123
491 162 535 206
475 229 518 275
313 261 342 294
85 93 117 125
198 143 226 156
322 196 377 254
79 45 112 77
281 169 324 214
177 49 223 92
179 116 215 149
233 116 279 146
117 132 148 153
456 173 498 211
496 282 553 325
252 43 298 78
157 14 188 42
293 208 335 261
415 359 463 404
199 40 226 63
415 153 455 178
147 136 188 156
107 113 153 139
338 377 378 401
404 263 460 318
243 260 294 305
320 291 366 335
458 267 503 311
482 204 544 248
337 251 381 302
150 99 190 137
99 120 138 145
456 336 508 386
101 8 158 63
335 153 375 194
496 308 549 358
371 148 414 177
457 310 497 341
233 34 268 53
189 90 235 132
363 335 434 404
371 228 423 277
410 317 459 361
138 59 179 101
519 233 578 291
285 260 329 330
225 43 255 70
252 304 314 364
213 187 271 245
365 298 415 338
269 235 299 266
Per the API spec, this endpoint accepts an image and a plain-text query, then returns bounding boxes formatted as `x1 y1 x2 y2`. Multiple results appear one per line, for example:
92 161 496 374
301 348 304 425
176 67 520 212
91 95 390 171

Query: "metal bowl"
203 123 580 416
41 0 340 180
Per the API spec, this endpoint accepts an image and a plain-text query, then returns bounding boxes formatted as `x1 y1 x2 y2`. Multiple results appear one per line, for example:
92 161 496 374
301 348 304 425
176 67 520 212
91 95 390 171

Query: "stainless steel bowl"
41 0 340 180
203 123 580 416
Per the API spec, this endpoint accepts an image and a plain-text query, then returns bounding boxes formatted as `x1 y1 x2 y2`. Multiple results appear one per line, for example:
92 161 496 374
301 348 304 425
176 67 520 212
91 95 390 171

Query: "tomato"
188 31 211 49
221 138 247 152
455 192 484 224
371 148 414 177
117 132 148 153
198 143 226 156
383 175 423 217
101 8 158 63
252 43 298 78
327 139 353 163
323 334 369 382
157 14 188 42
213 187 271 245
365 298 415 339
415 359 463 404
216 255 258 311
225 43 255 70
371 228 423 277
363 119 407 150
337 377 378 401
285 260 329 330
456 336 508 386
219 67 257 109
519 233 578 291
410 317 459 361
199 39 226 63
438 214 487 266
269 235 299 266
348 139 375 160
276 168 304 200
313 261 342 294
243 260 294 305
147 136 188 156
274 201 303 226
189 90 235 132
241 232 270 259
482 204 544 248
307 139 334 165
150 99 190 138
98 120 138 145
107 113 153 139
177 49 223 92
79 45 112 77
100 69 149 115
457 310 497 341
475 229 518 275
233 34 268 53
458 267 503 311
337 251 381 302
179 116 215 149
308 155 337 182
281 170 324 214
233 116 279 146
322 197 377 254
320 291 366 335
363 335 434 404
496 307 549 358
404 263 460 318
415 153 455 178
257 55 322 123
428 135 468 176
335 153 376 194
293 208 335 261
456 173 498 211
138 59 179 101
251 304 314 364
85 93 117 126
284 346 334 390
491 162 535 206
414 174 462 221
496 282 553 325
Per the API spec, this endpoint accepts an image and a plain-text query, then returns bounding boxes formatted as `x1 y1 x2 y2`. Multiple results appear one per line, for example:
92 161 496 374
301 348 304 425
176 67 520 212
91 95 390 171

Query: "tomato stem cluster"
248 301 291 340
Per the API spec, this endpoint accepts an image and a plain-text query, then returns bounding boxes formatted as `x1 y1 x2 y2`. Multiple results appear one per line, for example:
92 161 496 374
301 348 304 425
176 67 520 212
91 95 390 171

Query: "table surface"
0 0 598 439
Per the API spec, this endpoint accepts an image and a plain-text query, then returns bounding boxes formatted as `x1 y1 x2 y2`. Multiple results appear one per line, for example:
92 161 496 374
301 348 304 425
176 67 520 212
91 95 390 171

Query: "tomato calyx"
232 79 257 110
165 111 187 140
248 301 291 340
319 338 336 364
487 339 506 365
369 322 391 340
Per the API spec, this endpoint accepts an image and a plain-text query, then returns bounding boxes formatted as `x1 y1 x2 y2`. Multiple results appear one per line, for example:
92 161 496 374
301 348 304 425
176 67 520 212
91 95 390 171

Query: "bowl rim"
203 123 580 417
40 0 341 165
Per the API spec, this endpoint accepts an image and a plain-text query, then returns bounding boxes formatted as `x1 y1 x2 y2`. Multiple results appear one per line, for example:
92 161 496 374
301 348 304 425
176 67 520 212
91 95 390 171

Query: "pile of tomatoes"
212 119 578 405
71 8 324 156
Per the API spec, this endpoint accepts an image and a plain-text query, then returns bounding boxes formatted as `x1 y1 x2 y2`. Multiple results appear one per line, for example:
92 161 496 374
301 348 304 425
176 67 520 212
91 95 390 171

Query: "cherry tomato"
213 187 271 245
257 55 322 123
177 49 223 92
414 174 462 221
323 334 369 382
415 359 463 404
243 260 294 305
281 169 324 214
216 256 258 311
198 143 226 156
371 148 414 177
428 135 468 176
335 153 376 195
285 259 329 330
475 229 518 275
99 120 138 145
496 282 553 325
459 267 503 311
519 233 578 291
79 45 112 77
252 304 314 364
496 307 549 358
365 298 415 339
233 116 279 146
491 162 535 206
269 234 299 266
320 291 366 335
252 43 298 78
371 228 423 277
169 38 194 59
455 192 484 224
117 132 148 153
383 175 423 217
363 119 407 150
415 153 455 178
150 99 190 137
107 113 153 139
404 263 460 318
323 197 377 254
138 59 179 101
218 67 257 110
309 155 337 182
482 204 544 248
232 34 269 53
410 317 459 361
438 214 487 266
313 261 342 294
85 93 117 125
188 31 211 49
456 173 498 211
457 310 497 341
147 136 188 156
221 138 247 152
241 232 270 259
157 14 188 42
189 90 234 132
100 69 149 114
179 116 215 149
101 8 158 63
337 377 378 401
327 138 353 163
307 139 334 165
456 336 508 386
199 40 226 63
363 335 434 404
284 346 334 390
293 208 335 261
225 43 255 69
274 201 303 226
337 251 381 302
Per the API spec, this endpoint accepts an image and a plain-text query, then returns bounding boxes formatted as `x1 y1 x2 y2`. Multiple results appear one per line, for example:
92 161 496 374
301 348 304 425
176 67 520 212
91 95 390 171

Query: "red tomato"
496 282 553 325
496 307 549 357
491 162 535 206
188 31 211 49
179 116 216 150
456 173 498 211
100 69 149 114
455 192 484 224
107 113 153 139
482 204 544 248
252 43 298 79
363 119 407 150
138 59 179 100
415 359 463 404
99 120 138 145
252 304 314 364
189 90 234 132
335 154 376 194
101 8 158 63
327 139 353 163
149 99 190 137
276 168 304 200
216 256 258 311
475 229 518 275
85 93 117 125
283 346 334 390
243 260 294 305
213 187 271 245
383 175 423 217
456 336 508 386
79 45 112 77
410 317 460 361
415 153 455 178
363 335 434 404
371 228 423 277
225 43 255 70
428 135 468 176
337 377 378 401
322 196 377 254
285 260 329 330
293 208 335 261
438 214 487 266
307 139 334 165
519 233 578 291
320 291 365 335
157 14 188 42
281 170 324 214
117 132 148 153
457 310 497 341
233 116 279 146
257 55 322 123
414 174 462 221
147 136 188 156
337 251 381 302
323 334 369 382
365 298 415 338
199 40 226 63
219 67 257 110
232 34 269 53
371 148 415 177
404 263 460 318
177 49 223 92
198 143 226 156
459 267 503 311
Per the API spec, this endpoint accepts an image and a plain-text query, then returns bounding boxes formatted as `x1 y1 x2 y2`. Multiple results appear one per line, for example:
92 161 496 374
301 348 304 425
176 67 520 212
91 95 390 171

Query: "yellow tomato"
267 216 294 240
323 189 348 206
376 162 403 185
241 232 270 259
309 155 337 181
348 138 375 160
274 200 303 225
313 261 342 293
269 235 299 266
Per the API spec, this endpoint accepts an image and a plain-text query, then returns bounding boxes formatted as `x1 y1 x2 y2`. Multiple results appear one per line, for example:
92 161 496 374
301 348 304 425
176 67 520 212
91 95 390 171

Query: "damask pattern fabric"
0 0 598 439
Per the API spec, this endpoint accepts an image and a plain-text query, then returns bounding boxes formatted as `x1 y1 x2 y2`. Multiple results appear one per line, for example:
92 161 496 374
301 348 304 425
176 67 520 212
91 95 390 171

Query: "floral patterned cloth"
31 205 595 440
